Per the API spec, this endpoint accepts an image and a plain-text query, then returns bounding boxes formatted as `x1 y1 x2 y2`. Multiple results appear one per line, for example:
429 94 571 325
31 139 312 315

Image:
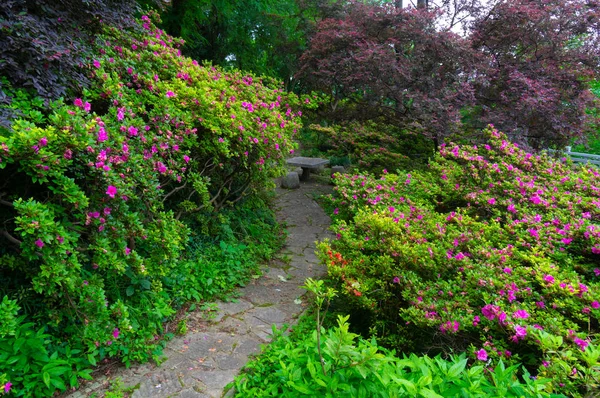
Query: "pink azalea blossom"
113 328 120 339
74 98 84 107
574 337 589 351
106 185 118 198
166 91 175 98
3 382 12 393
513 309 530 319
476 349 488 361
35 239 44 248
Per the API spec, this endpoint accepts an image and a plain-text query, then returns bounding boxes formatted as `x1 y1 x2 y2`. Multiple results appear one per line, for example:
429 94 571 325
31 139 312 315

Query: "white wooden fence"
563 148 600 167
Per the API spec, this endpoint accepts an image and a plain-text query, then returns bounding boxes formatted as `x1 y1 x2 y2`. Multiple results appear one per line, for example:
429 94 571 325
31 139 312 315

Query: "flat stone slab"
286 157 329 169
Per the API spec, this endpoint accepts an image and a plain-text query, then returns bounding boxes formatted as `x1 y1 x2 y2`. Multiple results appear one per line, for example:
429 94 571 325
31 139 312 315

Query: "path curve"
67 179 333 398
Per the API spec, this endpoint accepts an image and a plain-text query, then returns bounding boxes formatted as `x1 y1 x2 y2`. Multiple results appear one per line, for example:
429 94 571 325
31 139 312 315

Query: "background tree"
298 0 600 149
297 2 475 148
158 0 347 90
468 0 600 148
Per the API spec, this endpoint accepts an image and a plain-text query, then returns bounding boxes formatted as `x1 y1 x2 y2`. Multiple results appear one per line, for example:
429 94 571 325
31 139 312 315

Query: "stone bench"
286 157 329 181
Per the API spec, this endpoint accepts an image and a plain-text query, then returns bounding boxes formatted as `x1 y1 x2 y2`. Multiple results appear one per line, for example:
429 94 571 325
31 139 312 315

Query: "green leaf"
139 279 151 289
50 377 67 390
43 371 51 388
447 358 467 378
419 387 444 398
126 286 135 296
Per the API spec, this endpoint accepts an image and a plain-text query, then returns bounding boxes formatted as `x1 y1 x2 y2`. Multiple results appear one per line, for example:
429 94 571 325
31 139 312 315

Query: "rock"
312 165 325 175
281 172 300 189
331 165 345 175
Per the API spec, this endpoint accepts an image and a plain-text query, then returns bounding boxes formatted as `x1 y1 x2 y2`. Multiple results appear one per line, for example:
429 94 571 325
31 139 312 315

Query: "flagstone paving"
66 179 333 398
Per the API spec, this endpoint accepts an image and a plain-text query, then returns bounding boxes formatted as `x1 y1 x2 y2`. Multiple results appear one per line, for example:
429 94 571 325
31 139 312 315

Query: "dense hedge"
319 127 600 396
0 13 303 396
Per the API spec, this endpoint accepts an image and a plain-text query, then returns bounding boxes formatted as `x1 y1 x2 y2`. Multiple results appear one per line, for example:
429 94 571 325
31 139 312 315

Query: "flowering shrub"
0 12 300 396
319 127 600 396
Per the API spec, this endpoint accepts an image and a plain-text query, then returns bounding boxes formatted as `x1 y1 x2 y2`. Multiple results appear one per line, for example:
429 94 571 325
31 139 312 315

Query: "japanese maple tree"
297 0 600 149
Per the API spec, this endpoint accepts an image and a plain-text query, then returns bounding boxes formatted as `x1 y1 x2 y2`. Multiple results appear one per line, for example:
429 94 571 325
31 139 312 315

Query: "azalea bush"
0 12 301 396
319 127 600 396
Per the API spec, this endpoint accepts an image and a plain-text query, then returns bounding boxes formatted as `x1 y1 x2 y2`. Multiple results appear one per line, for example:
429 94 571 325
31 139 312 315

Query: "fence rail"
548 149 600 167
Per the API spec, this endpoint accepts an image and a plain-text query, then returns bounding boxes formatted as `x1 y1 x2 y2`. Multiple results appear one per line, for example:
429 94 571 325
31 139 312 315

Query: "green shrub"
300 120 434 174
319 126 600 396
0 12 298 396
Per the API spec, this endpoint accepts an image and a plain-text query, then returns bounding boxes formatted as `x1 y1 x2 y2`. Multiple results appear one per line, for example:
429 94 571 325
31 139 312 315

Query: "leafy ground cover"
0 12 305 397
233 280 562 397
316 127 600 396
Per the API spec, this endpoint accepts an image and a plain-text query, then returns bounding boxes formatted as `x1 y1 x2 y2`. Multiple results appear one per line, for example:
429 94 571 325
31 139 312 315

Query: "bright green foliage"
233 311 561 397
319 127 600 396
158 0 309 87
0 12 297 396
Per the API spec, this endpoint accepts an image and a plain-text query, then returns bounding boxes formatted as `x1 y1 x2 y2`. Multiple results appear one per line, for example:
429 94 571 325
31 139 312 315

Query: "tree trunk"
417 0 428 9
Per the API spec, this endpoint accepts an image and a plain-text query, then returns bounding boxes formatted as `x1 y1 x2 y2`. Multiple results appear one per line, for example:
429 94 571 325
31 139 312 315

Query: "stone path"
67 179 333 398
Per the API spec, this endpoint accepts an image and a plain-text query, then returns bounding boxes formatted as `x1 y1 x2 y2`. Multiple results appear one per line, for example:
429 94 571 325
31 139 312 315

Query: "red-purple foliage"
470 0 600 148
297 0 600 149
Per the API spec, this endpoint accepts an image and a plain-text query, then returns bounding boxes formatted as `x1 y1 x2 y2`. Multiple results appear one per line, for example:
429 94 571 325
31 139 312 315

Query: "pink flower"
503 267 512 274
543 274 555 284
481 304 500 321
97 127 108 142
74 98 83 107
106 185 118 198
183 155 190 163
64 149 73 159
39 137 48 147
128 126 138 136
166 91 175 98
93 59 101 69
35 239 44 248
476 349 488 361
84 102 91 112
113 328 120 339
488 198 496 205
574 337 589 351
57 236 64 244
125 247 131 255
3 382 12 393
592 301 600 309
393 277 400 284
513 309 529 319
514 325 527 339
